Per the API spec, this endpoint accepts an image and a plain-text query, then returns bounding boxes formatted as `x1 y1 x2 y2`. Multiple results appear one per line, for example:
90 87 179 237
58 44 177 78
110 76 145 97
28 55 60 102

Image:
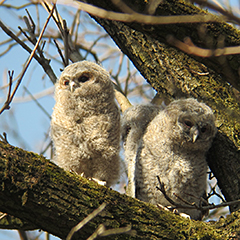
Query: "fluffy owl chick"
50 61 121 186
123 98 217 220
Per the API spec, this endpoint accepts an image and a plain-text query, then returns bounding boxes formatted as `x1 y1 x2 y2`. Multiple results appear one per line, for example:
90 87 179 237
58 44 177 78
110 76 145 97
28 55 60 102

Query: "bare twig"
0 4 56 115
73 9 81 46
83 34 107 61
156 176 240 212
0 132 8 144
63 20 69 66
53 39 66 65
167 35 240 57
192 0 240 25
18 230 28 240
124 58 132 96
156 176 182 207
87 224 133 240
0 20 57 84
207 182 226 203
0 86 54 103
66 203 107 240
0 213 7 220
42 1 83 62
76 1 219 24
6 71 13 105
0 71 13 113
23 86 51 119
40 140 52 156
0 3 34 9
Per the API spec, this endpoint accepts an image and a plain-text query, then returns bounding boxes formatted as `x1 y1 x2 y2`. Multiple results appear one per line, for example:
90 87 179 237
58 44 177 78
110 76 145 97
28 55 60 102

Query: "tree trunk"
0 141 240 239
79 0 240 211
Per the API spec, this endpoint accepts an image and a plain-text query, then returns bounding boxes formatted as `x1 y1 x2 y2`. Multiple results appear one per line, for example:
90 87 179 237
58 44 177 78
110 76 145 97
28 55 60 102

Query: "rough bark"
79 0 240 210
0 140 240 240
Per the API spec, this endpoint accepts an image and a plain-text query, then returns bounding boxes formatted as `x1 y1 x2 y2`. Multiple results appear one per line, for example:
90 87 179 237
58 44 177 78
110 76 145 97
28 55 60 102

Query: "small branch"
0 2 35 10
6 70 13 104
42 1 83 62
0 20 57 84
18 230 28 240
98 225 132 237
192 0 240 25
156 176 240 212
53 39 66 66
0 86 54 104
0 71 14 113
23 86 51 119
83 34 107 61
66 203 107 240
73 9 81 46
87 224 132 240
0 4 56 115
76 1 219 24
0 132 9 144
156 176 182 207
87 224 133 240
167 35 240 57
63 20 69 66
0 213 7 220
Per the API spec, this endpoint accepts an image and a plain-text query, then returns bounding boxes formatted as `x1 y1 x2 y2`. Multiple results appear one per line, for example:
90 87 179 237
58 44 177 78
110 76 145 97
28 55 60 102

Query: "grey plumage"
122 104 162 197
122 98 217 220
50 61 120 186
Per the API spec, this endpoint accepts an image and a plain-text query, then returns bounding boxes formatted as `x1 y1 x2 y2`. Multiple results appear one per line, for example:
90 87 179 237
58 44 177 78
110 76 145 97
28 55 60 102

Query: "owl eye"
200 126 207 133
78 74 90 83
63 80 69 86
184 120 193 128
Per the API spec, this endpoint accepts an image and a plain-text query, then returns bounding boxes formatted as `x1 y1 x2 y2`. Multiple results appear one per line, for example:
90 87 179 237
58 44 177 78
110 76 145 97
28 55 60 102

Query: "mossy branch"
0 141 240 239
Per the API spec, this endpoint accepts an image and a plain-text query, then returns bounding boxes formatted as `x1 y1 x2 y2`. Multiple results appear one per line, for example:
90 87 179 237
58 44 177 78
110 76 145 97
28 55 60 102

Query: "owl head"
165 98 217 150
55 61 113 99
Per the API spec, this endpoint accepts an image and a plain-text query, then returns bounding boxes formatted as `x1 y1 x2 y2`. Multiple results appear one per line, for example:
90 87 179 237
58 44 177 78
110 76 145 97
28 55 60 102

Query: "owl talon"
157 204 191 219
91 178 107 186
156 203 170 211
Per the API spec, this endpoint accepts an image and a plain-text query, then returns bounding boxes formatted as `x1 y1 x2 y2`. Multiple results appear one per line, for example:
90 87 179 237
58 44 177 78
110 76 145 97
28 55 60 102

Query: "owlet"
122 98 217 219
50 61 121 186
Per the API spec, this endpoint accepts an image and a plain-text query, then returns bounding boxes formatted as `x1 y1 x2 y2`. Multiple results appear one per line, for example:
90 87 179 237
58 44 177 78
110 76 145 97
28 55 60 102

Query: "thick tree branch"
0 141 240 239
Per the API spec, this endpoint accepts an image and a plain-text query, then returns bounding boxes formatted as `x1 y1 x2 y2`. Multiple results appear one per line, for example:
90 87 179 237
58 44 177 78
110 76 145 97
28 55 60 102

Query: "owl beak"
70 81 75 92
192 129 199 143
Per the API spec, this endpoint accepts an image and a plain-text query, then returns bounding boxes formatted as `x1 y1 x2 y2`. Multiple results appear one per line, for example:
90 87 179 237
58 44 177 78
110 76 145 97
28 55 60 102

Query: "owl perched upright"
122 98 217 220
50 61 121 186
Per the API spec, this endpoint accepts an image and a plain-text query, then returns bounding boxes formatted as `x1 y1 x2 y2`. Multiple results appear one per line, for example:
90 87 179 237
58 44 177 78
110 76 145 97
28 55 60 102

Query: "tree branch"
0 141 240 239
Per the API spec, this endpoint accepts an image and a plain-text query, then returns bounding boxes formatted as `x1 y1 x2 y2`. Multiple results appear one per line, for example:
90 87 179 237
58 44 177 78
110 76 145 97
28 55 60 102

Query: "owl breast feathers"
50 61 121 186
122 98 217 220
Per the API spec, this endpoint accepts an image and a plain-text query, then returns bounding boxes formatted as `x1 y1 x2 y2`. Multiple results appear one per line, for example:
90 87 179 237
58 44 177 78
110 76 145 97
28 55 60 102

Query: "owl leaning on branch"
122 98 217 220
50 61 121 186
